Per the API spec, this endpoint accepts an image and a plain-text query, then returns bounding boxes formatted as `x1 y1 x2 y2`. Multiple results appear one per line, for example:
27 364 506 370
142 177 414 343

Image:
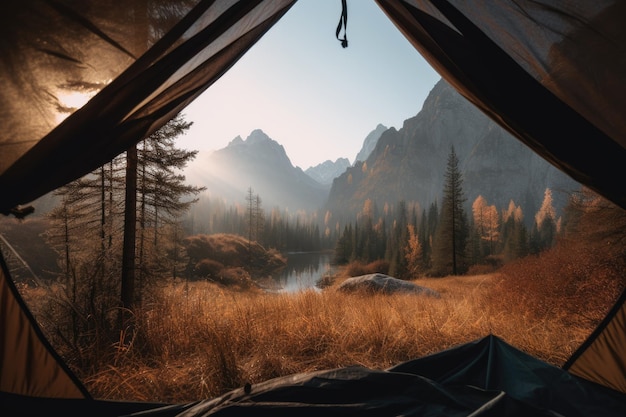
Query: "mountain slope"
326 79 580 223
354 124 387 163
185 130 328 212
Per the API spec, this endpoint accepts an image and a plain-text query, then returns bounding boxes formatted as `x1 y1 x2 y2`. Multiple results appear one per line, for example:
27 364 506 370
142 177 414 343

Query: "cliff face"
327 79 580 223
354 124 388 163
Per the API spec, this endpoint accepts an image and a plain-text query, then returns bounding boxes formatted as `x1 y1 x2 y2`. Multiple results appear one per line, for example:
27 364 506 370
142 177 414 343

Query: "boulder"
337 273 439 296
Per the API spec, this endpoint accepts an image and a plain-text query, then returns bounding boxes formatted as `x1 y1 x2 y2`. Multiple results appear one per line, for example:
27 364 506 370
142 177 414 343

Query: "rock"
336 273 439 296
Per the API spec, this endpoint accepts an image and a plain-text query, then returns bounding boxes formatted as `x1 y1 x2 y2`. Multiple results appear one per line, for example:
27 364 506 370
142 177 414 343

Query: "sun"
55 90 96 124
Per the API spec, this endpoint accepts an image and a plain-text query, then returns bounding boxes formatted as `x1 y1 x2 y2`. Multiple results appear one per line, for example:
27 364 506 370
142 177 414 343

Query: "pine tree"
432 146 468 275
387 200 409 278
500 200 528 261
135 114 204 299
421 200 438 269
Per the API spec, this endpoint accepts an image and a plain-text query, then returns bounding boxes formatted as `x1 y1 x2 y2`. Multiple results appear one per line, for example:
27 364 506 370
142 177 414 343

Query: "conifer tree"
419 200 438 269
244 186 265 245
432 146 468 275
530 188 557 252
135 114 204 298
387 200 409 277
405 224 423 277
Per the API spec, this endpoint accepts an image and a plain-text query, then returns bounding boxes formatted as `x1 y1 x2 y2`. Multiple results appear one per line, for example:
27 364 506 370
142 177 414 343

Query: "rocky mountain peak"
327 79 580 224
227 135 244 146
185 130 326 214
355 124 387 163
246 129 273 145
305 158 351 185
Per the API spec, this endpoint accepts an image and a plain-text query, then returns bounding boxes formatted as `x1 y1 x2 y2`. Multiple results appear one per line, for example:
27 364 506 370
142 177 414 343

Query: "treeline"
334 147 567 278
184 192 333 253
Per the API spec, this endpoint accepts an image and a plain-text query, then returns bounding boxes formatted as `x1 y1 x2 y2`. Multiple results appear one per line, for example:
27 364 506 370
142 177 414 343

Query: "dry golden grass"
80 270 608 403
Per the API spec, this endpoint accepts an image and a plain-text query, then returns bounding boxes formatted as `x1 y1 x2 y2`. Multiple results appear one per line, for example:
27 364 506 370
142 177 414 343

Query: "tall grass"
78 267 616 403
17 212 624 405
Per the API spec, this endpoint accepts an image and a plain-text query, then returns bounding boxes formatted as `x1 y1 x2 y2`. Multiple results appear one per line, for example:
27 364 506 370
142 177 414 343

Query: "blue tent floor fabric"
2 335 626 416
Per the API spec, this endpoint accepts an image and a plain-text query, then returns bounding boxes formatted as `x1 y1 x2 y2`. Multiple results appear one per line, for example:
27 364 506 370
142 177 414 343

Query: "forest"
332 147 560 278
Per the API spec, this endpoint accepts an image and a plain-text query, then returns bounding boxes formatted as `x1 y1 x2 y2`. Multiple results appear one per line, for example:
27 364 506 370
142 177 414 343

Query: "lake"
272 252 334 292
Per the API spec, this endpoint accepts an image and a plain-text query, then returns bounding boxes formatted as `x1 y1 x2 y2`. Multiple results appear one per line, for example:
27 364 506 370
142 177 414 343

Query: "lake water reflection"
273 252 334 292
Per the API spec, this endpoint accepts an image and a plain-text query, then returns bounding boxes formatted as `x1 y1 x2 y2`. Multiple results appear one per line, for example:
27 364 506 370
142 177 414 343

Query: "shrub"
492 242 625 327
213 267 256 290
344 259 390 278
183 233 286 280
365 259 390 275
194 259 224 279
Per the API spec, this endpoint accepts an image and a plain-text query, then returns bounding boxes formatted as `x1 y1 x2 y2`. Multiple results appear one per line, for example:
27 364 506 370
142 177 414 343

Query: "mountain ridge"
184 80 580 225
325 79 580 224
185 129 328 212
305 158 351 186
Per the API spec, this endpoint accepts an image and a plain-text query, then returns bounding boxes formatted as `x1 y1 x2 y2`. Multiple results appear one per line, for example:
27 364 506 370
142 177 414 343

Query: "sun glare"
55 90 96 124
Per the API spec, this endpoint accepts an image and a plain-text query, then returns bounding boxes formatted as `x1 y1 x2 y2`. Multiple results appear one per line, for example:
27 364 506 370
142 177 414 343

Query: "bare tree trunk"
121 145 137 318
137 141 147 306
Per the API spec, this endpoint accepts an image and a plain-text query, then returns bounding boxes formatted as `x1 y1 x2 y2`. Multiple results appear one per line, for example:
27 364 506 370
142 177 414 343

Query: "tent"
1 0 625 415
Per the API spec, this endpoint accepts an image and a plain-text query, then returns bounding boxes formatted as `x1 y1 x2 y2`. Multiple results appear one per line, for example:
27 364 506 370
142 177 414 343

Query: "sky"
179 0 441 170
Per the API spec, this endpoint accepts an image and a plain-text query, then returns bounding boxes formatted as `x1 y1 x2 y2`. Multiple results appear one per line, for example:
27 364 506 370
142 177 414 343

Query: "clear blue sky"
179 0 441 169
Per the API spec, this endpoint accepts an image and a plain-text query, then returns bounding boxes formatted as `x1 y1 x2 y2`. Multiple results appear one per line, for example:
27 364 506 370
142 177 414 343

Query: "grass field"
13 216 623 404
80 265 617 403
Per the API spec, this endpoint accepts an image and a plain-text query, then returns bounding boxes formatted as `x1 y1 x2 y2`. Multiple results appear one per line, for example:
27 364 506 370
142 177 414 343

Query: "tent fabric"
0 0 296 214
3 336 626 416
0 391 176 417
179 337 614 417
564 287 626 393
375 0 626 212
0 251 88 398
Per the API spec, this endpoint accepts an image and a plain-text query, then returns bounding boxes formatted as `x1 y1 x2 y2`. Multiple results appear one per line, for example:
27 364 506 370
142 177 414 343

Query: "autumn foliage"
183 233 286 283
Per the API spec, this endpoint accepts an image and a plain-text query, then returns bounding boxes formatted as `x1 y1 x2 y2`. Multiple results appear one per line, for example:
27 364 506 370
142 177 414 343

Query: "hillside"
326 79 581 224
184 130 328 213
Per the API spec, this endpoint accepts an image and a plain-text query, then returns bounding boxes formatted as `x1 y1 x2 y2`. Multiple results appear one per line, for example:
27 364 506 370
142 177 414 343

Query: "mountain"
305 158 351 185
354 123 387 163
326 79 581 224
304 124 387 186
185 129 328 212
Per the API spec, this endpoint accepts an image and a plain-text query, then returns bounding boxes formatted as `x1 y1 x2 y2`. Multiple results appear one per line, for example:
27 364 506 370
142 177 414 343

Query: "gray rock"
337 273 439 296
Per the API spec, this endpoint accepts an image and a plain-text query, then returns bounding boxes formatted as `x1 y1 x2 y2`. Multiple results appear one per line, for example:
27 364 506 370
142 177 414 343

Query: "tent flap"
0 0 296 214
375 0 626 211
0 251 88 398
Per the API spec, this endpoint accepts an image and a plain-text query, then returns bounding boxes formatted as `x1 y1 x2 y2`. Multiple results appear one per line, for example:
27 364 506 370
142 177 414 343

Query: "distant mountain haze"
184 80 580 224
184 129 328 212
305 123 387 186
325 79 581 224
305 158 351 186
354 123 387 163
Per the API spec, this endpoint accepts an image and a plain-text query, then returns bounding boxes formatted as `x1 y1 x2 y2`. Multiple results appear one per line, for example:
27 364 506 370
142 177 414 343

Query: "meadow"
77 240 623 403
